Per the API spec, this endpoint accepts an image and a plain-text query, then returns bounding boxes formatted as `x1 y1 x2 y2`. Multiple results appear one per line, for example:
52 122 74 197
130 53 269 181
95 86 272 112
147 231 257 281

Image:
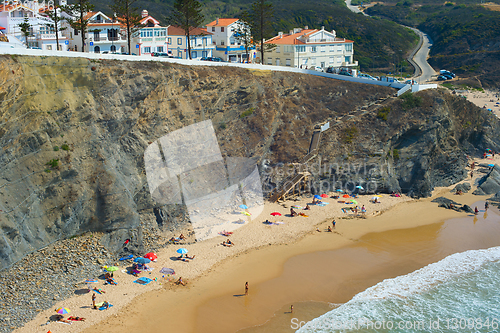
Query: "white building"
0 0 69 50
167 25 214 60
264 26 357 69
73 11 126 53
133 10 167 55
206 18 256 63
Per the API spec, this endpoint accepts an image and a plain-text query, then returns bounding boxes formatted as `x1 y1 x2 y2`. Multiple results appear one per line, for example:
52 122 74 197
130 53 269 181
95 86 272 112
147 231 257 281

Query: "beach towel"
317 202 329 207
84 279 98 283
134 277 153 285
93 288 104 294
119 255 133 261
99 304 113 311
56 321 72 325
160 268 175 275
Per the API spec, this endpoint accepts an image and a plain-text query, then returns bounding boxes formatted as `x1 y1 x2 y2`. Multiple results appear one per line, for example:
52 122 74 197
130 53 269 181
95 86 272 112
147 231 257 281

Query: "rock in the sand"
452 183 471 194
488 191 500 202
473 165 500 195
460 205 474 213
431 197 460 206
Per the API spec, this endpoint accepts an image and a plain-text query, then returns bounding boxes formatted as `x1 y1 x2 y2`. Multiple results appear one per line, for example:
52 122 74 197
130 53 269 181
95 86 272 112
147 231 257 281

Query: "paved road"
344 0 437 82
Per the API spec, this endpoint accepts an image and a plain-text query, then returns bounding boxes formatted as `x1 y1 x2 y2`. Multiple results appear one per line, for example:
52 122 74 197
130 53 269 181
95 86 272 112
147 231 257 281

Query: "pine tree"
234 11 253 63
250 0 275 64
63 0 94 52
111 0 143 55
169 0 204 60
18 18 31 49
44 0 67 51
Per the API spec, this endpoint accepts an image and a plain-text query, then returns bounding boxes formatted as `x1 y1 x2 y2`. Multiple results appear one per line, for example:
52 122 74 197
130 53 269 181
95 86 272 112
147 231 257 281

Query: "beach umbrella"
241 211 251 216
160 267 175 275
350 199 358 205
488 164 495 167
336 189 343 192
144 252 157 261
55 308 70 314
356 186 364 190
0 26 5 30
134 257 151 264
487 109 492 111
486 148 492 151
239 204 248 209
320 194 329 198
342 194 350 198
176 248 188 255
292 205 302 209
106 266 119 272
270 212 282 216
314 195 322 199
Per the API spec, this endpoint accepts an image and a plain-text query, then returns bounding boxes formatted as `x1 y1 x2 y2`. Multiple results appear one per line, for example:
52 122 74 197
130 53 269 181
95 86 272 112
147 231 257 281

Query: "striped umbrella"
55 307 70 314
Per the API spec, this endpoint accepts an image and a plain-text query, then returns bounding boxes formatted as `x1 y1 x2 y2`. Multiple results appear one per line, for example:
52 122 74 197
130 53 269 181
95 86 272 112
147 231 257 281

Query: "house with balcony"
263 26 357 69
167 25 213 59
74 11 126 53
132 10 167 55
206 18 255 63
0 0 70 50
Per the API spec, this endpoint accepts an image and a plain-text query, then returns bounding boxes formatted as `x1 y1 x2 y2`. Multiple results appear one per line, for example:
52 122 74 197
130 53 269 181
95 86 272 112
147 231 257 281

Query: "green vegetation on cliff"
366 3 500 88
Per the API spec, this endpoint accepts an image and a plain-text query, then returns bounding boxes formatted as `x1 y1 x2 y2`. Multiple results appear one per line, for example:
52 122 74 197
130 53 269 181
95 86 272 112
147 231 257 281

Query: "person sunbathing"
327 226 332 232
93 287 106 294
102 301 110 309
106 277 117 285
225 239 235 247
298 212 308 217
305 204 310 210
290 208 297 217
55 315 72 324
67 316 86 321
179 234 186 240
169 237 181 243
185 254 196 260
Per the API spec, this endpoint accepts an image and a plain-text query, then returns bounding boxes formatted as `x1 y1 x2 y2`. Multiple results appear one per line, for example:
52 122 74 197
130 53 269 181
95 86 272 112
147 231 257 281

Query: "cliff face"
0 55 499 270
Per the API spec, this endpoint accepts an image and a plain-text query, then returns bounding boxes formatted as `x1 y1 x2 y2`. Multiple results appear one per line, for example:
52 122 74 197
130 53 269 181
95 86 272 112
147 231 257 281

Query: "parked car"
440 70 456 78
208 57 224 62
200 57 209 61
358 73 377 80
326 67 335 74
437 75 448 81
338 71 353 77
441 73 453 80
311 66 323 72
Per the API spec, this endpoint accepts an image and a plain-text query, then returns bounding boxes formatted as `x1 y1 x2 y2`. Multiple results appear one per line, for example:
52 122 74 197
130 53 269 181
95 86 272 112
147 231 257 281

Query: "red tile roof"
167 25 213 36
206 18 238 27
266 29 353 45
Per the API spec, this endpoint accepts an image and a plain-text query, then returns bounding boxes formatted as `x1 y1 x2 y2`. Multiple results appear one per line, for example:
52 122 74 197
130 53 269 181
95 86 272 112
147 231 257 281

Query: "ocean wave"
297 246 500 332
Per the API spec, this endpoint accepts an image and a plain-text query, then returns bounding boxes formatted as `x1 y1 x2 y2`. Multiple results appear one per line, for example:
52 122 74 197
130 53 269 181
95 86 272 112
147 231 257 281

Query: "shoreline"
11 156 498 333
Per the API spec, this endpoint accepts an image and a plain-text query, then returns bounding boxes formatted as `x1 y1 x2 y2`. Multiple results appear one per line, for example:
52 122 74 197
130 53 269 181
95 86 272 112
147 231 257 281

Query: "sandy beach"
457 87 500 118
13 154 500 333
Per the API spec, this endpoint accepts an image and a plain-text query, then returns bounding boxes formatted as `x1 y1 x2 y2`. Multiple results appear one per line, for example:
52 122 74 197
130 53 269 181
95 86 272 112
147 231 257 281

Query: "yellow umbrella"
374 195 383 198
241 211 251 216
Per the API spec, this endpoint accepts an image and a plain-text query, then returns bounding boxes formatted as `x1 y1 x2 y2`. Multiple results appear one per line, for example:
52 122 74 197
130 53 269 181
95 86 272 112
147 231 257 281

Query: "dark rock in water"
473 165 500 195
488 191 500 202
431 197 460 206
452 182 471 193
460 204 474 213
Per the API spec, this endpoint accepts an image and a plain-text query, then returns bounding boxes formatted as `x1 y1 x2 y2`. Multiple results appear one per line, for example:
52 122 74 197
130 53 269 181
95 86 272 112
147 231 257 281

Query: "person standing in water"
245 282 249 295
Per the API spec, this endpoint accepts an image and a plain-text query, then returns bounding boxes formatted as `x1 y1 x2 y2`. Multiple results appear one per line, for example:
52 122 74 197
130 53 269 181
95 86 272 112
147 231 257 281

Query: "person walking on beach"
485 202 489 210
475 206 479 215
92 293 96 309
332 219 336 229
245 282 249 295
291 305 294 313
470 171 474 179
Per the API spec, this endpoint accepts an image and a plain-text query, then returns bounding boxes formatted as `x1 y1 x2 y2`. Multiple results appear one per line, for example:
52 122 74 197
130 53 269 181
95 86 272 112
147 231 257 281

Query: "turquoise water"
297 247 500 332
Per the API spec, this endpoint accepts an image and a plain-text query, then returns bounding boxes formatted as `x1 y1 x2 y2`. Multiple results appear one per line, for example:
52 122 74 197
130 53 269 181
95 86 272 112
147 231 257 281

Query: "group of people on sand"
222 239 235 247
169 233 186 243
178 254 196 262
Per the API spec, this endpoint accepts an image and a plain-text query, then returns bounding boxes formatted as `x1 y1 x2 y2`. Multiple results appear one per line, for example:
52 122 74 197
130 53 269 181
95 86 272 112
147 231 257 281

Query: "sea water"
297 246 500 332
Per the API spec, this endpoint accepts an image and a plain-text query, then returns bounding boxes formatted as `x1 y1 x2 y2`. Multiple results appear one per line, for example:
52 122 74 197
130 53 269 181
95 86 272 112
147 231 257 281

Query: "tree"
111 0 143 55
44 0 67 51
249 0 275 64
18 17 31 49
63 0 94 52
234 11 253 63
169 0 204 60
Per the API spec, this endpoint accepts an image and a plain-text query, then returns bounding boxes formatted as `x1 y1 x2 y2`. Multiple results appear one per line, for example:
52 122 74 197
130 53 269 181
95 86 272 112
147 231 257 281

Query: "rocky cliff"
1 55 499 270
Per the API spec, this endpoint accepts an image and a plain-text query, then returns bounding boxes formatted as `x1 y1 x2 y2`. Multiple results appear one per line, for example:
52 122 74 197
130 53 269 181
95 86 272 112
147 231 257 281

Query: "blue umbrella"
134 257 151 264
176 248 188 254
239 204 248 209
314 195 322 199
336 189 343 192
488 164 495 167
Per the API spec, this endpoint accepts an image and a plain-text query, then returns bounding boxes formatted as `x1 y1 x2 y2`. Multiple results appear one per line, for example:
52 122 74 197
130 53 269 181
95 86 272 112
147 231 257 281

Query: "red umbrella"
342 194 350 198
270 212 282 216
144 252 157 261
320 194 328 198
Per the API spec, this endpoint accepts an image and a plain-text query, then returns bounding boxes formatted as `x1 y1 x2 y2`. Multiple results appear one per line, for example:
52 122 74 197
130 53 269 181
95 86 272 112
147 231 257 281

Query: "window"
191 50 197 58
321 45 325 52
202 51 207 57
311 58 316 65
167 37 171 44
74 29 78 35
296 45 305 53
345 44 353 52
286 59 291 66
178 51 182 58
276 58 280 66
144 46 151 53
157 46 163 52
345 56 351 63
276 46 280 53
221 41 224 45
177 38 182 45
212 27 215 32
47 45 52 50
221 27 224 32
311 46 317 53
267 58 272 65
111 45 116 52
330 45 334 52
